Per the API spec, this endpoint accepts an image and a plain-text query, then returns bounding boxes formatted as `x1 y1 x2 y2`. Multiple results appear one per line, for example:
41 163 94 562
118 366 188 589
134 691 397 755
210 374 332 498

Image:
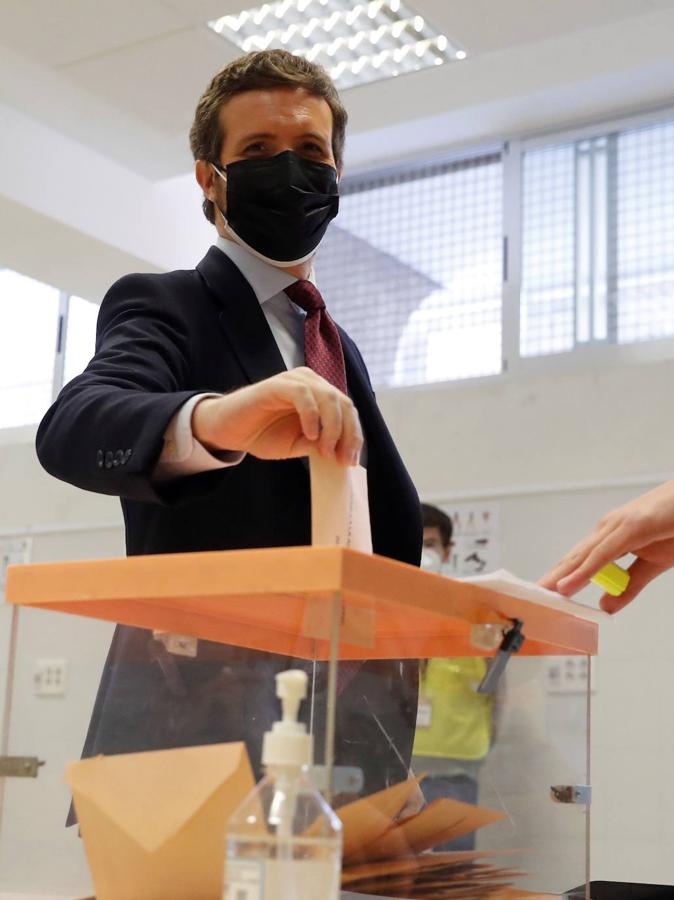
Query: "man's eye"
302 142 325 154
244 142 267 153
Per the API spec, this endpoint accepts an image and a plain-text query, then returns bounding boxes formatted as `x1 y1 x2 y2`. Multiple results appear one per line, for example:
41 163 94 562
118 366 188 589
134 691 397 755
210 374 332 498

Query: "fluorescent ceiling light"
207 0 466 90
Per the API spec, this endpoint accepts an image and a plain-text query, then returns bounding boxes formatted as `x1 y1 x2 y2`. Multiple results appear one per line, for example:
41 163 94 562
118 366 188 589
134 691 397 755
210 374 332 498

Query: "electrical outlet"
34 659 67 697
545 656 596 695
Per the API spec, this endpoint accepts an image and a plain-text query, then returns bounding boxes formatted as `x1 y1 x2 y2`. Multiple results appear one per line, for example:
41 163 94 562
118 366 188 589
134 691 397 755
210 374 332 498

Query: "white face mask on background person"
420 547 444 573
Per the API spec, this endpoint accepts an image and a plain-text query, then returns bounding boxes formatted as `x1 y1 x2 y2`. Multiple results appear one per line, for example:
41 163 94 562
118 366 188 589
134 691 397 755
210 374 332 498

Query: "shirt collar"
215 236 316 307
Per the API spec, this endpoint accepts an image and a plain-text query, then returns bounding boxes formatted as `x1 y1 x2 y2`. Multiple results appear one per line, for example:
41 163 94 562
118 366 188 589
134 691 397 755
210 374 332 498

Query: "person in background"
540 478 674 613
413 503 496 851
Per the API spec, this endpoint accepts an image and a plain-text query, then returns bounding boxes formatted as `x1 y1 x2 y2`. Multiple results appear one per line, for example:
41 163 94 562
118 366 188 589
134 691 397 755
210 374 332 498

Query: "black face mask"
213 150 339 267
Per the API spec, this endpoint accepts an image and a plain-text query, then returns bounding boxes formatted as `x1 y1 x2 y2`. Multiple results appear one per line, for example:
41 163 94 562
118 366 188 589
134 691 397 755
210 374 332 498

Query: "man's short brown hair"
190 49 348 224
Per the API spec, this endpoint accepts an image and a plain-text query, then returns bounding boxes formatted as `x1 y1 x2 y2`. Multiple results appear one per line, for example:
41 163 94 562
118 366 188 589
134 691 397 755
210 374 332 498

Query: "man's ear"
195 159 218 203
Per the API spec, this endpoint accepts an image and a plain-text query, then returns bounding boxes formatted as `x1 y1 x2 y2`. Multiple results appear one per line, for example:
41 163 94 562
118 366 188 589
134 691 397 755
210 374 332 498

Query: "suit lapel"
197 246 286 385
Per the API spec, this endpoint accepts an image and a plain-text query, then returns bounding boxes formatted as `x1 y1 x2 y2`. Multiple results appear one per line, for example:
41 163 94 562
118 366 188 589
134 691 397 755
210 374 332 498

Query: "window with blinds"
316 153 504 387
520 116 674 358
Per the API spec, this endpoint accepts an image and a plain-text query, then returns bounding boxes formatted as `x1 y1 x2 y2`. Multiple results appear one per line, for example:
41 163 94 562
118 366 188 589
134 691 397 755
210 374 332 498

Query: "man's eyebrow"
236 131 329 144
236 132 277 144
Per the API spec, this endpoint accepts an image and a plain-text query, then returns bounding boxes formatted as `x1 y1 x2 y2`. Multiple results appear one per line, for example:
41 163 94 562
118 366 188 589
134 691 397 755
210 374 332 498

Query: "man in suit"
37 49 422 803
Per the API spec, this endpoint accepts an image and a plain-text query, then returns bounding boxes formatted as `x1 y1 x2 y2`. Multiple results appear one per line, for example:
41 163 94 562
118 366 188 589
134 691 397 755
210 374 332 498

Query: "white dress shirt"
155 237 311 479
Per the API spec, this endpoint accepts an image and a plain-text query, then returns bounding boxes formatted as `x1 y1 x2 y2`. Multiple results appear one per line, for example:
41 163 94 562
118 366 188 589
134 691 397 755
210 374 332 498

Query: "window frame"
52 291 69 401
504 102 674 382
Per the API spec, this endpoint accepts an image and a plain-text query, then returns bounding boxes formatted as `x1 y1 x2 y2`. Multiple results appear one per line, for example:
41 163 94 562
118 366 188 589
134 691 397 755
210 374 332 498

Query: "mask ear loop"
210 163 230 231
210 162 257 257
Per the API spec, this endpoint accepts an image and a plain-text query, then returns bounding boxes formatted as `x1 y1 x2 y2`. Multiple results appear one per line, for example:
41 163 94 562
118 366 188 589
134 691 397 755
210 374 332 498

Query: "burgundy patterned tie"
284 280 348 394
284 279 361 694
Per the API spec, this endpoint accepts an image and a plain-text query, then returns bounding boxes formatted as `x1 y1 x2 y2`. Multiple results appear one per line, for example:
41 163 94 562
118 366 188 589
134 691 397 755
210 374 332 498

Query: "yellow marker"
591 562 630 597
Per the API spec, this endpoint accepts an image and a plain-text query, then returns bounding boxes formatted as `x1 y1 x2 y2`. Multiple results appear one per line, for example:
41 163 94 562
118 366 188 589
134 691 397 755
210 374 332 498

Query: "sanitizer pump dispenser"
223 669 343 900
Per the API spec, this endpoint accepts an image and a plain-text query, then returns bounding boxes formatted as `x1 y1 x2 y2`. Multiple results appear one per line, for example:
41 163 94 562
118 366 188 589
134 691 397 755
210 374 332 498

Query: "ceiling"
2 0 674 180
2 0 674 298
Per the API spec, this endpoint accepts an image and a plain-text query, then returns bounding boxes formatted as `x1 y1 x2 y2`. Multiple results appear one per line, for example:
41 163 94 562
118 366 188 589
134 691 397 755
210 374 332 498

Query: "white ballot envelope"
462 568 609 622
309 451 373 553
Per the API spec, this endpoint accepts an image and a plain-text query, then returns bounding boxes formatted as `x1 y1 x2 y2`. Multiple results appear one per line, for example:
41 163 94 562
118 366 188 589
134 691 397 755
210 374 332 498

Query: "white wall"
1 355 673 893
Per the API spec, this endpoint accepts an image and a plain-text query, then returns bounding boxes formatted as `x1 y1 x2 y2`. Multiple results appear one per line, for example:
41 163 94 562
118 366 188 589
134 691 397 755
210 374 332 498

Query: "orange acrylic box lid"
5 546 598 659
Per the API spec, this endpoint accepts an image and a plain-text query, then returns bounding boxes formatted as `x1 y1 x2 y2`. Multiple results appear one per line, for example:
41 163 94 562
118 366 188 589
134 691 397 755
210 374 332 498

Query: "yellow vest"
412 657 493 760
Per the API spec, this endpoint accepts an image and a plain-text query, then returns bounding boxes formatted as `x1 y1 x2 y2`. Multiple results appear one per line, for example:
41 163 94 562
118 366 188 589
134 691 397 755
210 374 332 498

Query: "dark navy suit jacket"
37 246 422 799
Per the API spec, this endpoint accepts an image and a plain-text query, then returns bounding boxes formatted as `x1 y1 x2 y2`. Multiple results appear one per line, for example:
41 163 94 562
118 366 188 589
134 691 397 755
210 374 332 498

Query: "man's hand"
540 479 674 612
192 367 363 466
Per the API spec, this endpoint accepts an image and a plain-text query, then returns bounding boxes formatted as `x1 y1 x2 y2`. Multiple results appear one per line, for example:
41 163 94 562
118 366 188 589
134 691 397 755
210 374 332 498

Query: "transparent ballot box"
2 547 597 898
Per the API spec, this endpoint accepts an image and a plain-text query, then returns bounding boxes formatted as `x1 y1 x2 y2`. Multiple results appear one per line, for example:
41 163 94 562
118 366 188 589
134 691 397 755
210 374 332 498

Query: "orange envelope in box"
65 742 254 900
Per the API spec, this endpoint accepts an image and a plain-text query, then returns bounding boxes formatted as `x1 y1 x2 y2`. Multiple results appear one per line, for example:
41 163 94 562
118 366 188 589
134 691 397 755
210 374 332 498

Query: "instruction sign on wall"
441 503 500 577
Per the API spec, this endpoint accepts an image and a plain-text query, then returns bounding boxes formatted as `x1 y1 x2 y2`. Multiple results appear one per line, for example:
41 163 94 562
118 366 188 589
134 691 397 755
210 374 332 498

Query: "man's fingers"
600 557 667 614
540 554 584 591
287 434 316 458
334 398 363 466
295 383 361 463
555 526 630 596
316 391 343 457
540 525 614 590
252 370 362 462
290 384 321 442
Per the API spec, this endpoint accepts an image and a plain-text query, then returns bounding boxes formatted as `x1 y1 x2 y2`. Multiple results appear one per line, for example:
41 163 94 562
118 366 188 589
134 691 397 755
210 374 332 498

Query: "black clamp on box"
477 618 525 694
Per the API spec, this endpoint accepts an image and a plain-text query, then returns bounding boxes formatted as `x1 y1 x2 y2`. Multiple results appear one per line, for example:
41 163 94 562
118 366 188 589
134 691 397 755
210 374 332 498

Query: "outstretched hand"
192 367 363 467
540 479 674 612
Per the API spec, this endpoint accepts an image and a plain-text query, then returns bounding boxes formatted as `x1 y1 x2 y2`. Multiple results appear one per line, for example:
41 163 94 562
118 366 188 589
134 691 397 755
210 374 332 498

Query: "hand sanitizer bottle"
223 669 342 900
